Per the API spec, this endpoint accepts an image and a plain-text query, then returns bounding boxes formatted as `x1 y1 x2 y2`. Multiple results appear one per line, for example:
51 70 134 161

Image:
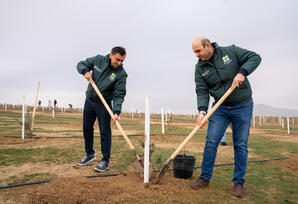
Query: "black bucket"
173 154 196 179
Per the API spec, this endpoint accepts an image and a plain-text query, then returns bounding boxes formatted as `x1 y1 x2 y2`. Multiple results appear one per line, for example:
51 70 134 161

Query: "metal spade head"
153 163 170 184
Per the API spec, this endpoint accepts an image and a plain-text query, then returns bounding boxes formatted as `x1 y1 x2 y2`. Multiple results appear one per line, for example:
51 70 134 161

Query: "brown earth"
275 154 298 173
0 172 246 204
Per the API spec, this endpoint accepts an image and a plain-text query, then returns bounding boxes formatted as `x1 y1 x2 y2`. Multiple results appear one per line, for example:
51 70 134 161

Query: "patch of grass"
0 126 23 136
0 146 82 166
33 128 82 133
6 141 31 145
0 113 21 118
172 117 196 123
248 135 298 158
0 126 20 130
7 173 51 186
245 162 298 203
257 125 284 129
52 116 82 122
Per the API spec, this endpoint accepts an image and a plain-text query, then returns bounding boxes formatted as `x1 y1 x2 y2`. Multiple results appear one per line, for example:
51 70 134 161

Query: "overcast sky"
1 0 298 114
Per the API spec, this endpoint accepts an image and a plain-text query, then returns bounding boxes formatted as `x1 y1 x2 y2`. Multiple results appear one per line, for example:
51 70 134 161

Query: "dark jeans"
199 99 253 184
83 99 111 163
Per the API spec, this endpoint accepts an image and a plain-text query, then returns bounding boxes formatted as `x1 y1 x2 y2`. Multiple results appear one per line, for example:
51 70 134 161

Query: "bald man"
191 37 261 197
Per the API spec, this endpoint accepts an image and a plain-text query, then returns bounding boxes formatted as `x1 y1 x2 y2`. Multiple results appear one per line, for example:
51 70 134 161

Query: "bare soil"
276 154 298 173
0 172 245 204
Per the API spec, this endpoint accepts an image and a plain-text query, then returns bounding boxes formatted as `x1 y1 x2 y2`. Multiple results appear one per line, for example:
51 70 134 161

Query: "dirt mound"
278 154 298 172
28 172 194 204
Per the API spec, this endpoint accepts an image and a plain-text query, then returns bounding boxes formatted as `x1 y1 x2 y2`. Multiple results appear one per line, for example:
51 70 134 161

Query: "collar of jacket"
196 42 220 66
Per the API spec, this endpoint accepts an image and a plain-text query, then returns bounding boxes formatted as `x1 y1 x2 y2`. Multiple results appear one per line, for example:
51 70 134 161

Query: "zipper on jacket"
91 60 110 98
210 60 233 105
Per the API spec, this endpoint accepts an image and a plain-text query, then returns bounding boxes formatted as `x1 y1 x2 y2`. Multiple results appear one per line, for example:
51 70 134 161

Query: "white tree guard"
144 96 150 184
161 108 165 134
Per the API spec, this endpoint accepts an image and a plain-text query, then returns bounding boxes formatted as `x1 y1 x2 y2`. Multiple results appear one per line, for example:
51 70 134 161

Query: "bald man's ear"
205 42 211 48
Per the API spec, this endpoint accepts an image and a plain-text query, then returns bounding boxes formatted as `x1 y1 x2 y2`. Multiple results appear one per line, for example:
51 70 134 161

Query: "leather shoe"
191 178 209 190
234 183 246 197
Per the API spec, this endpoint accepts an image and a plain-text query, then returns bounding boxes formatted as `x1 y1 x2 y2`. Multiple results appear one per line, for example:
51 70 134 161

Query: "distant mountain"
254 104 298 117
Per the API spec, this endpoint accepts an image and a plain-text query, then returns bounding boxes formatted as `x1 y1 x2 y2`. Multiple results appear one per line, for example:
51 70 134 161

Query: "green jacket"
195 42 261 112
77 54 127 115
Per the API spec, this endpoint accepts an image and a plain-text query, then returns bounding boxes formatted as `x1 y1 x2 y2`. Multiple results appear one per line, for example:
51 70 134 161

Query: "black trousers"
83 99 111 163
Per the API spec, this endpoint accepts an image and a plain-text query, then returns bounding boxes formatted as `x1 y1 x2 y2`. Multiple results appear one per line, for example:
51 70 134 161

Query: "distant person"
54 99 57 108
191 37 261 197
38 100 41 107
68 104 72 109
76 46 128 172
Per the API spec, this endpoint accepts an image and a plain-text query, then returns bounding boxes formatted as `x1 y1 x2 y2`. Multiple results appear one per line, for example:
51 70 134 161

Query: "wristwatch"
199 111 206 116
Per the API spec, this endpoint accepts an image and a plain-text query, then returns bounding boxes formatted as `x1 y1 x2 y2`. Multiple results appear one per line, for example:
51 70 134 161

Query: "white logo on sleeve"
202 70 209 77
94 65 102 72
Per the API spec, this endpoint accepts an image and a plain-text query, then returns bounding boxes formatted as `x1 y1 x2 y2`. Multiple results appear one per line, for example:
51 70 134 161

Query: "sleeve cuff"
198 106 208 112
113 110 121 115
82 68 90 75
238 68 248 76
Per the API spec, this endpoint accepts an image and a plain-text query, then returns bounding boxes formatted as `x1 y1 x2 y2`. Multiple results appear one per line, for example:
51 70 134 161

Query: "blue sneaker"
94 160 109 172
77 155 96 166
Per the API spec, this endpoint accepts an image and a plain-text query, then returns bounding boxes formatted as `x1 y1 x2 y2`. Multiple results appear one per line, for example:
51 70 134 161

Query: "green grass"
33 128 82 133
248 135 298 158
110 139 136 172
0 113 21 118
7 173 51 186
0 145 82 166
201 162 298 203
6 141 31 145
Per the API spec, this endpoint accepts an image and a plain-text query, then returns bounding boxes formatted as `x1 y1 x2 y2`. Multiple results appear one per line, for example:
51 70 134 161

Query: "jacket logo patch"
222 55 232 64
109 73 116 80
94 65 102 72
202 70 209 77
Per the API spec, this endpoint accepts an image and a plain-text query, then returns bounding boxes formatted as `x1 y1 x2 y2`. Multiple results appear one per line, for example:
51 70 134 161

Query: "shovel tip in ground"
132 158 153 180
152 164 170 184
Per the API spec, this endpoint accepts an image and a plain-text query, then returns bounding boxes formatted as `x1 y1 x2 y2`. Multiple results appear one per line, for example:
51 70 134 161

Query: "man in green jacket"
76 47 128 172
191 37 261 197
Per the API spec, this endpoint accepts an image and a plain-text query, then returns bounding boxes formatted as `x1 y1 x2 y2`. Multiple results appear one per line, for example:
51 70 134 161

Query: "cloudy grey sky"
1 0 298 113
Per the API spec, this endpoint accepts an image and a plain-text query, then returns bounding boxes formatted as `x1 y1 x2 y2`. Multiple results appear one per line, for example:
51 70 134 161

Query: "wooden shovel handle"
89 79 141 160
169 85 237 160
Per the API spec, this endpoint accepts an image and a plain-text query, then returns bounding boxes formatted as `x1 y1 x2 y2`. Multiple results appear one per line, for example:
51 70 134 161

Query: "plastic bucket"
173 154 196 179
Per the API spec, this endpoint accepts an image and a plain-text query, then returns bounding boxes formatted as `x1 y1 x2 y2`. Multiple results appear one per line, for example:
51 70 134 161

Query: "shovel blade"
132 159 144 178
153 163 170 184
132 157 153 179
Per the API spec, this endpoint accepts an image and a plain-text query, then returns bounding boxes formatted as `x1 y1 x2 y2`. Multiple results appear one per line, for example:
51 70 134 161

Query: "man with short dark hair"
191 37 261 197
76 46 128 172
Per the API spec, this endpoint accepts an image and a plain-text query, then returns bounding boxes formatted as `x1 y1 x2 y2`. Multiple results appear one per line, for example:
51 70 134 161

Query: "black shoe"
221 142 228 146
77 155 96 166
94 160 109 172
